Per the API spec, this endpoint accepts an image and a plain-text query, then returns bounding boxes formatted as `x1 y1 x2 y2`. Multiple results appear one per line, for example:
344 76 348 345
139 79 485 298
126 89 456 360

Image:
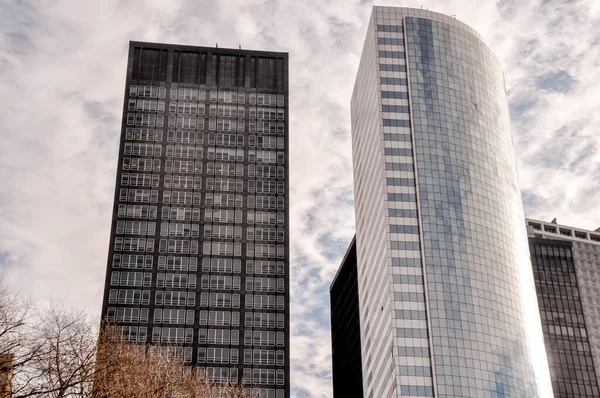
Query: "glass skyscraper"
343 6 553 397
527 218 600 397
100 41 289 398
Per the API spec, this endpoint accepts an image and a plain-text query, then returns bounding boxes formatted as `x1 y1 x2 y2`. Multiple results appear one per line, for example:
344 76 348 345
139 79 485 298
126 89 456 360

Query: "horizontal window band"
383 119 411 127
386 177 415 187
377 24 402 33
391 241 421 250
385 162 414 171
384 147 413 156
391 257 421 267
396 346 430 357
394 292 425 302
378 38 405 46
381 77 408 86
390 224 420 234
396 327 428 338
379 51 405 59
383 133 411 142
382 91 409 99
392 274 423 284
400 385 434 397
382 104 410 113
387 193 416 202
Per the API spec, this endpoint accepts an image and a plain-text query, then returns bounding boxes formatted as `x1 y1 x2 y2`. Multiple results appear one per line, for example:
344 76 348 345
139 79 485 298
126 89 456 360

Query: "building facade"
329 237 363 398
347 6 553 397
527 219 600 397
100 42 289 398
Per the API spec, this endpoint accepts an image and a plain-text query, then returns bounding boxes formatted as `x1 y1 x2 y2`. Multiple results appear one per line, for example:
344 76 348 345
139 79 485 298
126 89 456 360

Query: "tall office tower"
100 42 289 398
329 237 363 398
346 6 553 397
527 219 600 397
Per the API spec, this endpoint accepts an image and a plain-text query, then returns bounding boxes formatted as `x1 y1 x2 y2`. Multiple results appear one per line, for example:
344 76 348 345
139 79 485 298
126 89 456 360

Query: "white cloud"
0 0 598 396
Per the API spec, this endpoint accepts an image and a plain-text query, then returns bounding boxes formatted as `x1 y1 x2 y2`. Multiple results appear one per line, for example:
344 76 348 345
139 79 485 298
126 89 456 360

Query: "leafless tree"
0 279 253 398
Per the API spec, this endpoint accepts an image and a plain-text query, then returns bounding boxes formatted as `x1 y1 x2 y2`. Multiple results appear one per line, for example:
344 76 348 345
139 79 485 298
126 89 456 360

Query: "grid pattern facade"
100 42 289 398
329 237 364 398
349 7 552 398
527 219 600 392
529 238 600 397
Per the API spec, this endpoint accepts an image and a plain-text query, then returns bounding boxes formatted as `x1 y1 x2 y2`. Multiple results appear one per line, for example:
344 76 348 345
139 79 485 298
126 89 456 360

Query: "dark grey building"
329 237 363 398
527 219 600 397
100 41 289 398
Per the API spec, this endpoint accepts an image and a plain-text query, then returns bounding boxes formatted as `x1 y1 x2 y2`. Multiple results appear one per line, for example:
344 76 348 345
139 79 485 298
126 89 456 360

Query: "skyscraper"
527 218 600 397
341 6 553 397
329 237 363 397
100 41 289 398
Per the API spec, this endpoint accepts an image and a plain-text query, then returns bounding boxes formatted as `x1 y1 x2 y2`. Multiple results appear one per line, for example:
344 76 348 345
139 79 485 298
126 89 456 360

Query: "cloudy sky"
1 0 599 396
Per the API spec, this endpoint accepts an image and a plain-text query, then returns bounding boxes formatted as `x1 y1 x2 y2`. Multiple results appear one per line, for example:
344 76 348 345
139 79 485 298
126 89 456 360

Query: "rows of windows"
250 121 285 135
121 160 286 179
106 307 149 323
245 312 285 328
110 271 152 287
243 349 285 366
383 133 411 142
243 331 285 347
129 88 284 110
129 85 166 98
245 295 285 310
389 224 419 234
385 162 414 172
380 77 408 86
381 90 409 99
113 256 235 274
386 177 415 187
122 158 161 172
391 257 421 267
128 113 287 131
197 347 239 364
387 193 417 202
378 38 404 46
156 273 197 289
107 289 151 305
123 142 161 156
156 290 196 306
198 328 240 345
116 325 147 342
388 208 418 218
151 327 194 343
384 147 412 156
377 24 402 32
125 128 163 142
120 192 285 209
382 104 410 113
128 99 166 112
245 277 284 293
113 239 285 255
112 254 153 269
126 113 165 127
199 293 241 308
379 51 405 59
126 115 287 133
153 309 195 324
115 221 155 235
383 119 411 128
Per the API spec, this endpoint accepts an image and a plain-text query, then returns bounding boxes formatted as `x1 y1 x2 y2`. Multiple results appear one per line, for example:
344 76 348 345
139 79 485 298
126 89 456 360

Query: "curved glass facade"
350 7 552 398
406 16 541 397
